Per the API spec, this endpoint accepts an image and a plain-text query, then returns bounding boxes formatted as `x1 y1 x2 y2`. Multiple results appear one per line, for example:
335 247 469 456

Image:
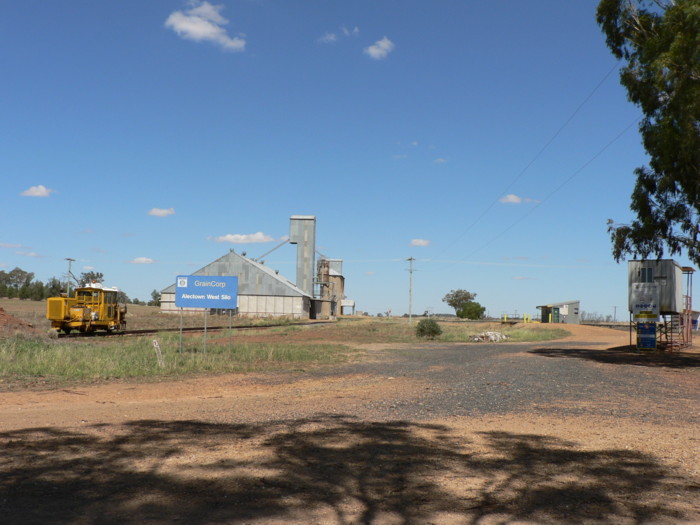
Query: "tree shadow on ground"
530 345 700 368
1 416 697 524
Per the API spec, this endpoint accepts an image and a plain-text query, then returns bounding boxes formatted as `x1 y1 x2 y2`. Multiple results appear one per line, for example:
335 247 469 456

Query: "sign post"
175 275 238 353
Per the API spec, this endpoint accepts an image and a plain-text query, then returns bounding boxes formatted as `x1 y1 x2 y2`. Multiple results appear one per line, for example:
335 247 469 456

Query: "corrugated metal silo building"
160 249 312 318
160 215 354 320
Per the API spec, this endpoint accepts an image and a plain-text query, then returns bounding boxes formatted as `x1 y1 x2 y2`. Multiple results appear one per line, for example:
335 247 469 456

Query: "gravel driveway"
1 326 698 524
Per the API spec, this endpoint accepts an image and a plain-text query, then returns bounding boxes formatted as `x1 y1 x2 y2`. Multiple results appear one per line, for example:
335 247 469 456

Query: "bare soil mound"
0 306 34 331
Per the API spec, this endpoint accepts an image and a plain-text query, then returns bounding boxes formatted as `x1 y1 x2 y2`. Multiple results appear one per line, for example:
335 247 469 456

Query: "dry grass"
0 298 300 334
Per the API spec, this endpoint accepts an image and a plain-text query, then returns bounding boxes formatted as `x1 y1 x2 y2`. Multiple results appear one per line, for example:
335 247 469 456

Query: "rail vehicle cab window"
76 290 100 302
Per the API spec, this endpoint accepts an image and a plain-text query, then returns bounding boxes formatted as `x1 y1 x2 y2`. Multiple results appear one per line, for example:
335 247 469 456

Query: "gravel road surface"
1 325 698 524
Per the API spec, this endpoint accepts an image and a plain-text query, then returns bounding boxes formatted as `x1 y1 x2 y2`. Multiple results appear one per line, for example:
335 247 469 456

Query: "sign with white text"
632 283 660 321
175 275 238 309
637 322 657 350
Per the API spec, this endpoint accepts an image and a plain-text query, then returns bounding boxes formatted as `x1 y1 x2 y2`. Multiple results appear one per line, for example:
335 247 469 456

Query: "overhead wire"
456 116 641 262
438 60 621 257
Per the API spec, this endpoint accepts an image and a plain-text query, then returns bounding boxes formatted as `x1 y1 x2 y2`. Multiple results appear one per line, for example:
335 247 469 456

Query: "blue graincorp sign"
175 275 238 309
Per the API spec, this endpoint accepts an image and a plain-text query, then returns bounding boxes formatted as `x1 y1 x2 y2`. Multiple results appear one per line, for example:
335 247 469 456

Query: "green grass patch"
436 322 569 343
503 326 570 342
0 320 570 389
0 332 353 388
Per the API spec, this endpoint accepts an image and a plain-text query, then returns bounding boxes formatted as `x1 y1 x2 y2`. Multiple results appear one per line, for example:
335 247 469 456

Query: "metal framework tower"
682 266 694 347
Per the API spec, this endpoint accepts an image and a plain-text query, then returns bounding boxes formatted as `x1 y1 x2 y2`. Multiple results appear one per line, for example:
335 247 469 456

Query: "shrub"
415 319 442 340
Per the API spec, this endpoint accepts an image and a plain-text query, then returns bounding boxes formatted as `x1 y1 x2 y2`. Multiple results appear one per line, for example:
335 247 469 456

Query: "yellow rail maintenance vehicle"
47 283 127 334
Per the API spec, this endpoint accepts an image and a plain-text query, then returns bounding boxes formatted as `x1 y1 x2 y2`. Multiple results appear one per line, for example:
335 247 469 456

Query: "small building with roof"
536 300 580 324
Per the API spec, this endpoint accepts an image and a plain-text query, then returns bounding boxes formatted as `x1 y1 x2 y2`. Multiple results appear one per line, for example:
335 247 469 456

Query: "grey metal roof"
536 300 580 308
162 250 310 297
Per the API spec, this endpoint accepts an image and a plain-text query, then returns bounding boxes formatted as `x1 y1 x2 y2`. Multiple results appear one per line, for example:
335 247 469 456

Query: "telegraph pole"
408 257 414 323
65 258 75 296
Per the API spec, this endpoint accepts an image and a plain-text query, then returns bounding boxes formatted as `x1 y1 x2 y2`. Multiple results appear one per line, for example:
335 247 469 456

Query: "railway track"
56 321 332 339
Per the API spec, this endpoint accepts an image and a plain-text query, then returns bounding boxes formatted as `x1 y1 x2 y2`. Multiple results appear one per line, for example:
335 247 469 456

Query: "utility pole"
407 257 415 323
65 258 76 296
613 306 617 323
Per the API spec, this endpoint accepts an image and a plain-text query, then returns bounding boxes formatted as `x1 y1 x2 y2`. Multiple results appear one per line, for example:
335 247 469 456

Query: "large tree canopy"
442 289 486 319
597 0 700 264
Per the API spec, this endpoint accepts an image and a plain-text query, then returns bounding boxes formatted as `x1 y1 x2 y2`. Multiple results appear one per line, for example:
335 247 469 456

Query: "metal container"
628 259 683 314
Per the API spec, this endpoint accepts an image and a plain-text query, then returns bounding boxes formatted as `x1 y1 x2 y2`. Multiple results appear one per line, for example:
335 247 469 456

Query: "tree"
7 267 34 290
44 277 63 299
597 0 700 265
442 289 486 320
459 301 486 320
79 271 104 286
442 289 477 313
149 289 161 307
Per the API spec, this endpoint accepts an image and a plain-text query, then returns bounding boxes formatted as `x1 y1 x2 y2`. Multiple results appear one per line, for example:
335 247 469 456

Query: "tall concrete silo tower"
289 215 316 297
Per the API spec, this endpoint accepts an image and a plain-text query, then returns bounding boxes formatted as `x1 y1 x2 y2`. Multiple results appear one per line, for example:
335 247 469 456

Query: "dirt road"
1 325 699 524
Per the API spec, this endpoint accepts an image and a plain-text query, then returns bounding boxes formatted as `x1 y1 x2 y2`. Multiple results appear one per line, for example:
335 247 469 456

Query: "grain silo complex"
160 215 351 319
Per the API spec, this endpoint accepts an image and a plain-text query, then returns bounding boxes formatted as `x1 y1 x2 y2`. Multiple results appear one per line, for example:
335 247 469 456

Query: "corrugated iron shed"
161 249 309 298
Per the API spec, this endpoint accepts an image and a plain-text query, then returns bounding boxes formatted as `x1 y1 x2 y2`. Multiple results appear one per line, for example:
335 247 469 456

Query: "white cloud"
499 194 522 204
165 1 245 52
364 36 394 59
499 194 540 204
411 239 431 247
213 232 274 244
319 26 359 44
149 207 176 217
130 257 155 264
433 158 447 164
0 243 22 249
512 276 534 280
17 251 41 257
317 32 337 43
83 266 95 271
341 26 360 37
20 185 55 197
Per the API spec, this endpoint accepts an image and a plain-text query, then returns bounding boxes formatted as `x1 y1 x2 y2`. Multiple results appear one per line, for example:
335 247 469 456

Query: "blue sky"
1 1 695 318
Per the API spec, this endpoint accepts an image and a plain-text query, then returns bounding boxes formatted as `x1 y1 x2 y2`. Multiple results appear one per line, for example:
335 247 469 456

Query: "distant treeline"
0 267 62 301
0 266 157 305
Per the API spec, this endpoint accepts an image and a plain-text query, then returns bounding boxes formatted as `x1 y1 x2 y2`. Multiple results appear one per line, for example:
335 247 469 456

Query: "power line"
456 117 640 262
439 61 621 256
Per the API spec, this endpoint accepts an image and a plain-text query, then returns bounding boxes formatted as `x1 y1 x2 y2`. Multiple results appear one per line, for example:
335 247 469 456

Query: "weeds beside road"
0 298 569 389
